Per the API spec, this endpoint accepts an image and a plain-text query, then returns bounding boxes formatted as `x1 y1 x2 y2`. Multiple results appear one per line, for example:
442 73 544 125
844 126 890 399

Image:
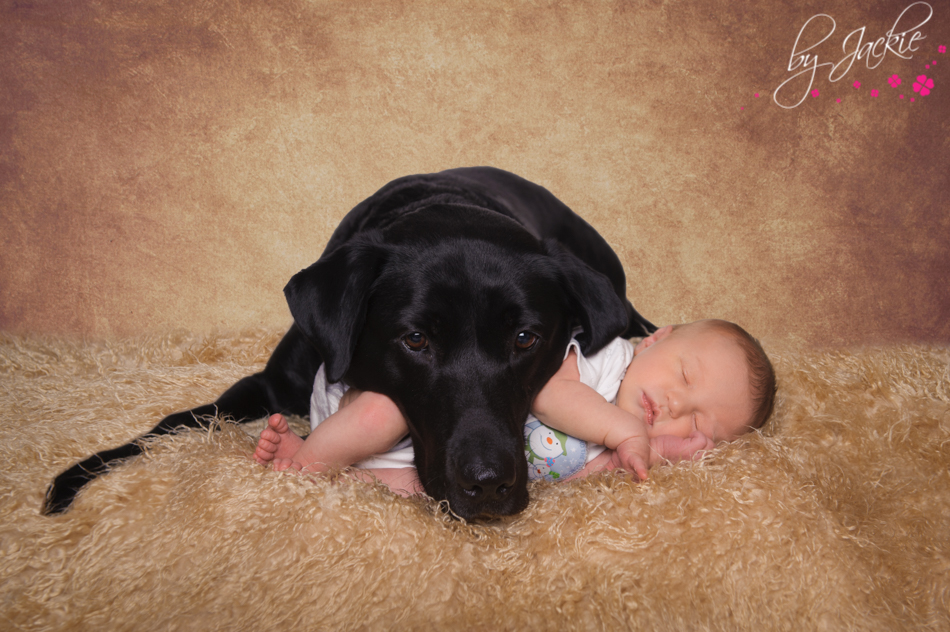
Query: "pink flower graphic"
889 75 901 88
940 45 946 54
871 89 879 97
913 75 934 96
853 81 861 89
811 89 820 98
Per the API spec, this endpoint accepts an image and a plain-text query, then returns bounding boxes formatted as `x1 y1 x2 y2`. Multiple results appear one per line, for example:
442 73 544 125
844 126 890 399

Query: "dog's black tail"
43 325 322 515
42 404 219 515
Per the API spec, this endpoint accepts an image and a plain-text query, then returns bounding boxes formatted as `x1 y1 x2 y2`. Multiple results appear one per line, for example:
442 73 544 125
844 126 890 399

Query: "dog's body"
45 167 654 520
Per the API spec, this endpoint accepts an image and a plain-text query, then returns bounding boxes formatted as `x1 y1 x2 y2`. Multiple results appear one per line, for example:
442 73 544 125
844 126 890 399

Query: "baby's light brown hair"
674 319 777 432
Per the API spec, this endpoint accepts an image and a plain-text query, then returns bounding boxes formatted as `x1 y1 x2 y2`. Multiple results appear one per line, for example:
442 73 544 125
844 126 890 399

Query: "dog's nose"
457 461 517 502
446 451 528 519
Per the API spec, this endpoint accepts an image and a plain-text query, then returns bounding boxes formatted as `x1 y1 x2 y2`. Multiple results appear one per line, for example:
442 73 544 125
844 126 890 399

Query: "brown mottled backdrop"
2 0 948 349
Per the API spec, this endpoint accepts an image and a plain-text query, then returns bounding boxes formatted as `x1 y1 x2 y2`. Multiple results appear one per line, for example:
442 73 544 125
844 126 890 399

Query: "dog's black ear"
284 234 387 383
543 239 631 355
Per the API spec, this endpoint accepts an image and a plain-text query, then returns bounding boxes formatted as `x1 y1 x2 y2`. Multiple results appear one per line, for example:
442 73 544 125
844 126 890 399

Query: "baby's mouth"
641 392 655 426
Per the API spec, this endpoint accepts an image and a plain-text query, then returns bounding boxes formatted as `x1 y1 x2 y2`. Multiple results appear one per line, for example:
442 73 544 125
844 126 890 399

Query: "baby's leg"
253 414 304 467
276 390 410 474
349 468 425 498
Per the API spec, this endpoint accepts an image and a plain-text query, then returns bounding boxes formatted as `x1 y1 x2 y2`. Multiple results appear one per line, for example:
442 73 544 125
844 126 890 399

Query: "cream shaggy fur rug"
1 330 948 631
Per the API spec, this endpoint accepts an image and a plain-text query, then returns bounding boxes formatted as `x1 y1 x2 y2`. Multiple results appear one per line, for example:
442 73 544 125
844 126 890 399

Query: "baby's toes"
273 457 298 472
256 440 277 455
268 413 288 432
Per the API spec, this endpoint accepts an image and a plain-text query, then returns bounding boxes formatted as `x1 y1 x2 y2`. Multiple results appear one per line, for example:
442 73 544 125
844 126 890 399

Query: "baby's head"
623 319 776 444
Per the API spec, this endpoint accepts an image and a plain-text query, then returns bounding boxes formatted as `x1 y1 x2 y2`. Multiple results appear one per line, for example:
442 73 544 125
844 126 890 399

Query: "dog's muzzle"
442 410 529 520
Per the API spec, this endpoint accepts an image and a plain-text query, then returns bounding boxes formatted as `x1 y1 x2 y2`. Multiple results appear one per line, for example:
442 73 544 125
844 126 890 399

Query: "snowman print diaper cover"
524 419 589 481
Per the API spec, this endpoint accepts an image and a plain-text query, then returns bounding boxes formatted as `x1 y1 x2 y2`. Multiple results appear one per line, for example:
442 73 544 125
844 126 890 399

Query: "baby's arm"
531 350 650 480
285 389 409 474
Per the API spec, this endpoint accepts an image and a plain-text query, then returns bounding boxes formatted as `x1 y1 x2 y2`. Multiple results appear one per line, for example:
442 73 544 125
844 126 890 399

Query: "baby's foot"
253 414 305 468
271 457 303 473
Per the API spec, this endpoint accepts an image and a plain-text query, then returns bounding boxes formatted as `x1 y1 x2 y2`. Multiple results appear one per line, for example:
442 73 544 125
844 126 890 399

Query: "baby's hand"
611 435 651 481
649 431 715 467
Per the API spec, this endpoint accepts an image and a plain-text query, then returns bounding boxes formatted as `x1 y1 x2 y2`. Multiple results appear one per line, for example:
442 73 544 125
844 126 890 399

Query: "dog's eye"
514 331 539 350
403 332 429 351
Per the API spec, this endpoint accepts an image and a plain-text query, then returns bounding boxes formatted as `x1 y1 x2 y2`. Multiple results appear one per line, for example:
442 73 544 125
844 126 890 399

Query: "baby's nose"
667 392 684 417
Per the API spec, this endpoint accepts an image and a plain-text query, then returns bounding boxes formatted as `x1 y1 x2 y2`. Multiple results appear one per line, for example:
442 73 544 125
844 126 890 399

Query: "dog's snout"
447 435 528 520
458 460 517 501
442 406 529 519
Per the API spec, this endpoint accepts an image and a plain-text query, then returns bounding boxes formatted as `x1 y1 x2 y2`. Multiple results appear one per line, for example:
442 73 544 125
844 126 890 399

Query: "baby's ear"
633 325 674 356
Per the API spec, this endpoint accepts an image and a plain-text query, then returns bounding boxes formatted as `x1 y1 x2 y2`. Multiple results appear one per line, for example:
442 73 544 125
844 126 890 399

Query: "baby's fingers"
631 456 649 481
616 443 650 481
686 431 715 460
650 432 714 465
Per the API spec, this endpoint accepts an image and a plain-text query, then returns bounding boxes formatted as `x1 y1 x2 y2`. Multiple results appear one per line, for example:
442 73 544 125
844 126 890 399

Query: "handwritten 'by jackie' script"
773 2 933 109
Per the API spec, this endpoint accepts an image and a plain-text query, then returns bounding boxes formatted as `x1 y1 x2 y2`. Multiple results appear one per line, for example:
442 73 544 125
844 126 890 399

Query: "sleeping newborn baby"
253 319 776 495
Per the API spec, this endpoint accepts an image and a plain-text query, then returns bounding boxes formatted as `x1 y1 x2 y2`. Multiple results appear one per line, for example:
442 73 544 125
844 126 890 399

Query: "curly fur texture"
1 330 948 630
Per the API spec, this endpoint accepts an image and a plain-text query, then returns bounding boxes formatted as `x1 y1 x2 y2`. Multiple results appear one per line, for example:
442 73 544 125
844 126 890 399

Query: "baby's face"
617 323 753 443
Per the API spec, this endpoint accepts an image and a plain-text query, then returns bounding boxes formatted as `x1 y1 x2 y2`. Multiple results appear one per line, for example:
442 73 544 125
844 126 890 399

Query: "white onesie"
310 336 635 480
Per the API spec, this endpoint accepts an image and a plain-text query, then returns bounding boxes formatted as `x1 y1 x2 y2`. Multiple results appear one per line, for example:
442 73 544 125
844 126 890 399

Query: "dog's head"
284 205 629 520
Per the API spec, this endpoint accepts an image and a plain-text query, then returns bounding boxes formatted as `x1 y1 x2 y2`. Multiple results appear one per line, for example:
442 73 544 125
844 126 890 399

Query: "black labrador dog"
44 167 654 521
